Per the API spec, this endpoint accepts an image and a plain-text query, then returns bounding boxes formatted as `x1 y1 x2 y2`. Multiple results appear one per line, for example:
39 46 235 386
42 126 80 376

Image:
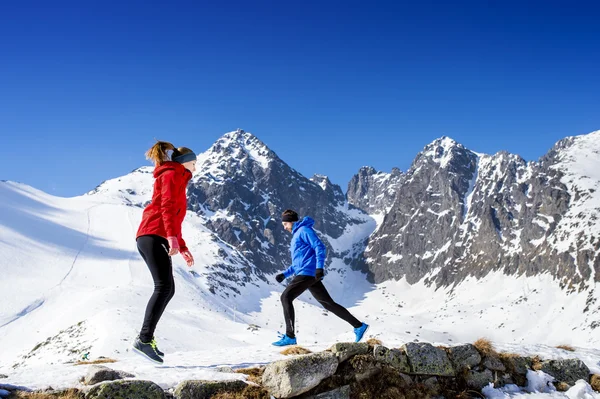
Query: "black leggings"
281 275 362 338
137 235 175 343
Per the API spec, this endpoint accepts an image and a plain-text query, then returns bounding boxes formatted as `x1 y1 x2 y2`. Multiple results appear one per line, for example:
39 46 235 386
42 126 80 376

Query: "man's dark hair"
281 209 299 222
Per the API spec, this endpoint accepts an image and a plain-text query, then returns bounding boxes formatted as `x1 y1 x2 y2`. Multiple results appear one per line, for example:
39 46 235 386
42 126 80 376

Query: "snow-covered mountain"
351 132 600 329
1 129 599 395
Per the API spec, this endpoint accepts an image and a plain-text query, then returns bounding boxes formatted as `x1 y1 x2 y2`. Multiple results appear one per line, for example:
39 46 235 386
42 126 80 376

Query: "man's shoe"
272 332 297 347
354 323 369 343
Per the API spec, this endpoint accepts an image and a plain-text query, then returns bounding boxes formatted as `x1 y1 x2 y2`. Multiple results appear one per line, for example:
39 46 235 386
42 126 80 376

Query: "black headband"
173 152 197 164
282 214 299 222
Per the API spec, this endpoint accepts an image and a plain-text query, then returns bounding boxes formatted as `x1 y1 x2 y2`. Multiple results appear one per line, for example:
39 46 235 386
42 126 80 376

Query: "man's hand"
316 268 324 281
167 236 180 256
276 273 285 283
181 250 194 267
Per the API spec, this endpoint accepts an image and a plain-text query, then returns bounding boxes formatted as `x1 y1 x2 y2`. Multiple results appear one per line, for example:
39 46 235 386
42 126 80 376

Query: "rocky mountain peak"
412 136 475 172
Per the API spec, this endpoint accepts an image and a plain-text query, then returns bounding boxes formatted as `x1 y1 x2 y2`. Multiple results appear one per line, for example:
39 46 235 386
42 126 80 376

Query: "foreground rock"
84 365 135 385
465 369 494 390
173 380 247 399
539 359 591 387
86 380 165 399
306 385 350 399
500 355 533 387
447 344 481 371
373 345 410 373
4 340 596 399
329 342 369 363
262 352 339 398
403 342 455 376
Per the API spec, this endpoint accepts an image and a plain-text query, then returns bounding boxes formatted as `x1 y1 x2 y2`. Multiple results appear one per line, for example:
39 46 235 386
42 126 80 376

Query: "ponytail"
145 141 176 166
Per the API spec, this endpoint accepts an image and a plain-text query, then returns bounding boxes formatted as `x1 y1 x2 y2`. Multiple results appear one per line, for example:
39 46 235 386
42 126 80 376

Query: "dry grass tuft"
366 338 383 346
531 355 544 370
555 381 571 392
473 338 496 356
556 344 576 352
498 352 520 360
75 358 117 365
235 367 264 385
9 389 83 399
280 346 312 356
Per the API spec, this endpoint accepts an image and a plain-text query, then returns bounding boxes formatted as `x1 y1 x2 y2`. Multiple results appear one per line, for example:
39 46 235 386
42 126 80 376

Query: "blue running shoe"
272 332 297 347
354 323 369 342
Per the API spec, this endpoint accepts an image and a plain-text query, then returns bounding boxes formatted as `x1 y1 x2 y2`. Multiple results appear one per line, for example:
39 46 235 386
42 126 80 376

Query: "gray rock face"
466 369 494 390
329 342 370 363
447 344 481 370
483 356 506 372
173 380 247 399
540 359 591 385
262 352 339 398
86 380 165 399
373 345 410 372
500 356 532 386
84 365 134 386
353 132 600 291
348 354 382 382
402 342 455 376
360 137 479 284
347 166 402 215
423 377 442 396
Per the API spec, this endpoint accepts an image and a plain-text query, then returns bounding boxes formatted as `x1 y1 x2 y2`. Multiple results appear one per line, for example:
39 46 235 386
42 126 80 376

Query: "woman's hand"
181 250 194 267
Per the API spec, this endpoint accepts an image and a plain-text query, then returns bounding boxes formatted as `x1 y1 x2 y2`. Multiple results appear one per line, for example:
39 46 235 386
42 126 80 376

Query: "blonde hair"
145 141 194 166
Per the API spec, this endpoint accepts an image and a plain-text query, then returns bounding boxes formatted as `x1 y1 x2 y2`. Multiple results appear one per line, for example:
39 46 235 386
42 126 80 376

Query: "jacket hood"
153 161 191 180
292 216 315 233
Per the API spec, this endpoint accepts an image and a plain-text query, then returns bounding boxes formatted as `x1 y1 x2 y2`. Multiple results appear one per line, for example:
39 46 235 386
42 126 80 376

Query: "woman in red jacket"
132 140 197 363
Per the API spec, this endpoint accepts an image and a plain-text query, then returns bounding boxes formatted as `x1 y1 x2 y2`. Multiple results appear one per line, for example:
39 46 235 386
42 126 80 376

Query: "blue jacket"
282 217 326 278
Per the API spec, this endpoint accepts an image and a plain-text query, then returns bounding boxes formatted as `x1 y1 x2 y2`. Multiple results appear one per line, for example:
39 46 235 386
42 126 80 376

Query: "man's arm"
282 265 295 278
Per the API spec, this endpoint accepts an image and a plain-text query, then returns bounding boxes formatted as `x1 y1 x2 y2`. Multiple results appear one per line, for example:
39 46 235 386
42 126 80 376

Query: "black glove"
315 269 324 281
276 273 285 283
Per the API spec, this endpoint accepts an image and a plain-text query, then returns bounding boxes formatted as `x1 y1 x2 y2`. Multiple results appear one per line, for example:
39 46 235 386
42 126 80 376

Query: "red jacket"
136 161 192 251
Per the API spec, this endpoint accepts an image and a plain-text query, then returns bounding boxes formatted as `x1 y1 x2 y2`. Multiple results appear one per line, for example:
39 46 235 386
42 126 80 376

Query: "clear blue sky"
1 0 599 196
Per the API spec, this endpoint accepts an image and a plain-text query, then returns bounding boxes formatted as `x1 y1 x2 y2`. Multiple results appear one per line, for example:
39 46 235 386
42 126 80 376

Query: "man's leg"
308 281 362 328
280 276 315 338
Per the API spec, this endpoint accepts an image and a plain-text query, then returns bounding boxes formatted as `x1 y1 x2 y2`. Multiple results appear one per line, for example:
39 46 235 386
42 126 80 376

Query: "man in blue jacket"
272 209 369 346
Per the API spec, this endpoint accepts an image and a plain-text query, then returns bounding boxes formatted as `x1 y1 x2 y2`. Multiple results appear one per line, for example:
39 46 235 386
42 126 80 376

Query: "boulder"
402 342 455 376
262 352 338 398
86 380 165 399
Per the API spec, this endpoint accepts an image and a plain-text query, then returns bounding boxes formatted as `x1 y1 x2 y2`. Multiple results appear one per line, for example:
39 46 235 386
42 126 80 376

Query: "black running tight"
137 235 175 343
